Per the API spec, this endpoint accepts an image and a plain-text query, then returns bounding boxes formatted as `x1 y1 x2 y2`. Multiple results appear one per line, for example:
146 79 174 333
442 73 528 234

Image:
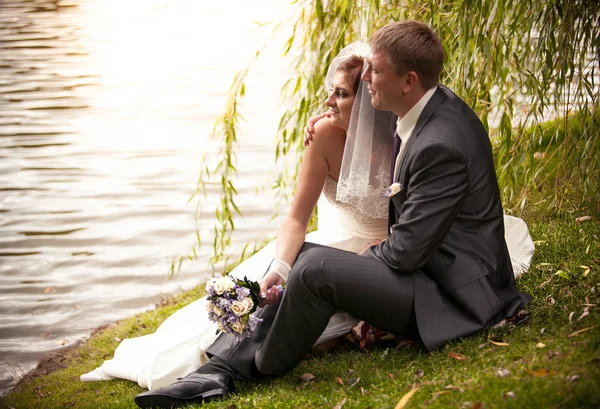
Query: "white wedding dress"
80 177 535 390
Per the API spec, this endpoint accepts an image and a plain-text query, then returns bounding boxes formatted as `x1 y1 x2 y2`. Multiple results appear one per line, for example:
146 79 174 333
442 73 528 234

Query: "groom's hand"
303 112 328 146
259 271 285 306
358 239 383 255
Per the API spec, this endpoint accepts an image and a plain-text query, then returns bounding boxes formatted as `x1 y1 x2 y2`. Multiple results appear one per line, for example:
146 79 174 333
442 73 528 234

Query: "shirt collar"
396 86 437 143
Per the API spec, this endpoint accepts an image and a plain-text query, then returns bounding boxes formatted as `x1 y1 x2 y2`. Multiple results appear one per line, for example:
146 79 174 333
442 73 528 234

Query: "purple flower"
218 298 232 310
236 287 251 300
247 314 262 332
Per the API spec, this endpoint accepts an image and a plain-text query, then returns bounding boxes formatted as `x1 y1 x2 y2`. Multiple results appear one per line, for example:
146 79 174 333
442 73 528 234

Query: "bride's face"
325 70 357 130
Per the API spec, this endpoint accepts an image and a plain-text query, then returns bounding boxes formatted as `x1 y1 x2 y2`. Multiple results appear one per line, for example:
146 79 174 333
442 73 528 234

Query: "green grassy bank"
1 198 599 409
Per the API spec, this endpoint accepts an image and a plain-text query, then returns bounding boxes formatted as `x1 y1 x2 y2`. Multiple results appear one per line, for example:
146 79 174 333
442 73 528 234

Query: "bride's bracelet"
269 259 292 282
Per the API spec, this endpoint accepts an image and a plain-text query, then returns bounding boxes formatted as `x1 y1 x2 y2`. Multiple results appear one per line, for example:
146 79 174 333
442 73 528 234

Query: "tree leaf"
394 387 420 409
525 369 557 377
448 352 468 360
300 373 316 383
333 398 347 409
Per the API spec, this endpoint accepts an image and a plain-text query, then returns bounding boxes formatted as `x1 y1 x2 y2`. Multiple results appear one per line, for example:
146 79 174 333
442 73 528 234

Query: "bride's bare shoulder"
312 118 346 144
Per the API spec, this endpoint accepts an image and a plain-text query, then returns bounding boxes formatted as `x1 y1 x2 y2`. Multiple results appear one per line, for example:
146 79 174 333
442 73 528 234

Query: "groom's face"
362 50 405 113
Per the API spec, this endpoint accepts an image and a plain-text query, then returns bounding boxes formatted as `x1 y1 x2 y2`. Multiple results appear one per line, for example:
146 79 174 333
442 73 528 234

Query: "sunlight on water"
0 0 297 393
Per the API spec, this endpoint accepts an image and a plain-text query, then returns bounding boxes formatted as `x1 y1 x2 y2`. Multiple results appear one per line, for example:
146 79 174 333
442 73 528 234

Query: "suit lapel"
394 86 446 183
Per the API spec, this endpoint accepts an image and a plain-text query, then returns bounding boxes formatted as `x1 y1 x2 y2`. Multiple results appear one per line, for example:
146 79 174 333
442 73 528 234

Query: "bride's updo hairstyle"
335 55 364 94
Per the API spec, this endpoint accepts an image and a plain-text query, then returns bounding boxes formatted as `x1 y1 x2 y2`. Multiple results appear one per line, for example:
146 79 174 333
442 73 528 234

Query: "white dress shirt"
393 86 437 181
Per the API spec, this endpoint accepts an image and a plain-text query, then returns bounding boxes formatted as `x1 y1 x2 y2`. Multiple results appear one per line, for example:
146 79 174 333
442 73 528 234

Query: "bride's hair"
336 55 364 93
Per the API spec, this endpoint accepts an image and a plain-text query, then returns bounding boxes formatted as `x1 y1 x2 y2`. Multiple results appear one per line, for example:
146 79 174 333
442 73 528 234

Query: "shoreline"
7 291 186 395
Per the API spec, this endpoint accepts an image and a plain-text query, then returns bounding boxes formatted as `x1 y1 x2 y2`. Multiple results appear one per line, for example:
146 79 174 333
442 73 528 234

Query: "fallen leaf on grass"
554 270 569 279
113 337 122 342
348 377 360 388
566 375 580 383
388 373 394 380
496 368 511 377
525 369 557 377
471 403 487 409
567 325 599 338
569 311 575 324
445 385 464 392
577 306 591 321
536 342 546 348
36 389 45 397
536 262 553 269
503 391 516 399
335 377 344 385
430 390 450 400
360 387 366 396
489 340 510 347
546 295 556 305
448 352 468 360
414 369 424 379
300 373 315 383
333 398 347 409
394 387 420 409
576 216 593 224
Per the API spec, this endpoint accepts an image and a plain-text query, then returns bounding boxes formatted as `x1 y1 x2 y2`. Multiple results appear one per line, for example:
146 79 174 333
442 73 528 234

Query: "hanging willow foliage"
191 0 599 268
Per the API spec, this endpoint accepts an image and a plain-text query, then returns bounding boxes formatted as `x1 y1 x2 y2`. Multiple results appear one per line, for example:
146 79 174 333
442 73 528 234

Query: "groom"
135 20 531 408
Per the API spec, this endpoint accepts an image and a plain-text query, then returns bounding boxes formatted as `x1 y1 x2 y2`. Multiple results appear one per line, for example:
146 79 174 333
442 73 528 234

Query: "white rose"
231 301 246 316
213 280 226 295
222 278 235 291
217 321 226 332
241 297 254 313
213 307 225 317
230 321 245 333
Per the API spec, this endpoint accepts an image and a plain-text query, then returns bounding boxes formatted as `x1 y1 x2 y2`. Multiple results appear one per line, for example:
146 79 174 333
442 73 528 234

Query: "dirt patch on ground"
14 339 86 388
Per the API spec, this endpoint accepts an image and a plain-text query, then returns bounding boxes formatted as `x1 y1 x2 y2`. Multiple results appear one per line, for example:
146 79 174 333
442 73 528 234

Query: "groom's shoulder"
432 86 483 125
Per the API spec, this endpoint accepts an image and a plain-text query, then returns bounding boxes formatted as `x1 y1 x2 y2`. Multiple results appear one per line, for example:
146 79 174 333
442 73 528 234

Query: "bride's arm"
274 120 344 268
259 121 344 302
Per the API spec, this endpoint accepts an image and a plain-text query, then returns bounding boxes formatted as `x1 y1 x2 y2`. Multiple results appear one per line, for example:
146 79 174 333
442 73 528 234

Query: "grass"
1 198 598 409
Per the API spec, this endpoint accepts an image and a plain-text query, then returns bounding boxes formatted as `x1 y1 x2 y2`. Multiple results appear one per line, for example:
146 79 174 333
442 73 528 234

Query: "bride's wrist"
269 259 291 282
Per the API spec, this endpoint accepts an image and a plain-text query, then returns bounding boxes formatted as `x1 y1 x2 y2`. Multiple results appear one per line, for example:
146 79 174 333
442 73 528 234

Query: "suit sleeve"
365 140 469 272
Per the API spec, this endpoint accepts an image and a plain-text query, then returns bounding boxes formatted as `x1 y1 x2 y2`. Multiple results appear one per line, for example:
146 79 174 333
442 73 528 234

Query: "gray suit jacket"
366 86 531 350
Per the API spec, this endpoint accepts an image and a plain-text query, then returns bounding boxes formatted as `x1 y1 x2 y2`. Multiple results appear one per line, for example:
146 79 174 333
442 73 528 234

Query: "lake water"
0 0 296 393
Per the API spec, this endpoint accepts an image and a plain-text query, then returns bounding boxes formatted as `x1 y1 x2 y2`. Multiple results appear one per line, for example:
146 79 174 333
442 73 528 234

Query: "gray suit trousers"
206 242 417 379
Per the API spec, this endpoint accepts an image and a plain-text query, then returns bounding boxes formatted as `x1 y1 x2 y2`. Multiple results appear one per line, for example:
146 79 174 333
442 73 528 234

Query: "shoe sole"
134 388 229 409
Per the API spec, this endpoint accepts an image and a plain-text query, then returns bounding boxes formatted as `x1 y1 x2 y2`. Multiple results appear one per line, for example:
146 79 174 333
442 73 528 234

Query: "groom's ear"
402 71 420 94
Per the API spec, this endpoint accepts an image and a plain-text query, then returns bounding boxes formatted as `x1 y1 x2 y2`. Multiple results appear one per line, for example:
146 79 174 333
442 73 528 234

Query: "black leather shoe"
134 373 235 408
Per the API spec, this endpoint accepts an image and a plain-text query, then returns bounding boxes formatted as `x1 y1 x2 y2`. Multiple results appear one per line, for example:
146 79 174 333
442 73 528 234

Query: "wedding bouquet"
205 273 264 339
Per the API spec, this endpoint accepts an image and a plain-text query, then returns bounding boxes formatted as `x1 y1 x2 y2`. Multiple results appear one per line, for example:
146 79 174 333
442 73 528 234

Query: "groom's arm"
365 140 469 272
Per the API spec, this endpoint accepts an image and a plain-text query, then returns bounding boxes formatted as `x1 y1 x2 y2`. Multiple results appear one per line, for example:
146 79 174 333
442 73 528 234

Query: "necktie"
390 132 401 184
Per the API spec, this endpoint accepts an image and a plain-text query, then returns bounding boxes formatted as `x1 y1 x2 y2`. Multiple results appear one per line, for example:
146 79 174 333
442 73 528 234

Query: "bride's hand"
358 239 383 255
258 270 285 306
304 112 328 146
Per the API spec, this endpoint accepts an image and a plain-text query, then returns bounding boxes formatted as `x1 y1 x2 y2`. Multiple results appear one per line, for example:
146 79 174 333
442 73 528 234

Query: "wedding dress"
80 177 534 390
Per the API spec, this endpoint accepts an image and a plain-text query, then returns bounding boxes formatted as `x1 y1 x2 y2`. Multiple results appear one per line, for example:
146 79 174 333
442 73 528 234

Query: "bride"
81 43 534 390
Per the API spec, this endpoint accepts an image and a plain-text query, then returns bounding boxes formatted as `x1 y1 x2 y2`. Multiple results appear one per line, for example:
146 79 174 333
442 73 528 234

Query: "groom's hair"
337 55 364 93
370 20 444 89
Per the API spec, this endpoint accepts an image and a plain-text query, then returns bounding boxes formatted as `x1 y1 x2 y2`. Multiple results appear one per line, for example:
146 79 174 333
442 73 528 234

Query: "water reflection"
0 0 294 393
